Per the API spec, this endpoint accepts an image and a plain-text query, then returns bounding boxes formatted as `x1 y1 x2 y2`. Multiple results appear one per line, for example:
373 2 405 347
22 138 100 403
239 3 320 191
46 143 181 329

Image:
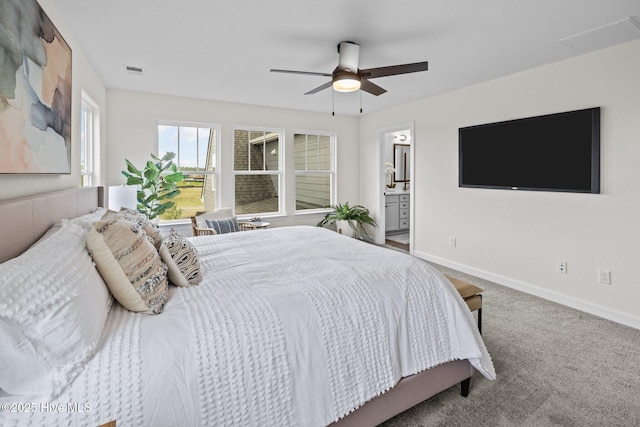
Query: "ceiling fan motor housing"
337 41 360 73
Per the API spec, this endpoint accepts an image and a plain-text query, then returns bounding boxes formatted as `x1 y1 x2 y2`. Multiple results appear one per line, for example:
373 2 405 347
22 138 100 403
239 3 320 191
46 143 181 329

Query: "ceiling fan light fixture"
332 72 361 92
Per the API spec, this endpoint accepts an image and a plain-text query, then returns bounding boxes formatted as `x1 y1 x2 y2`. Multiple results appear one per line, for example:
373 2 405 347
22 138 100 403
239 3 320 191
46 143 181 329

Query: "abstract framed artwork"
0 0 72 174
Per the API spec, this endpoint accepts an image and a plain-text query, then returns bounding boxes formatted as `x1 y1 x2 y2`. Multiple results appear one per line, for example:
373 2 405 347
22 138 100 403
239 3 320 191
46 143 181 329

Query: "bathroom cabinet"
385 193 409 232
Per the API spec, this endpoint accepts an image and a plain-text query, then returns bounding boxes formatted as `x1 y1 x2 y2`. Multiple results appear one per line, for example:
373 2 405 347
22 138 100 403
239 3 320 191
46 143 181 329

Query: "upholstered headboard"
0 186 104 263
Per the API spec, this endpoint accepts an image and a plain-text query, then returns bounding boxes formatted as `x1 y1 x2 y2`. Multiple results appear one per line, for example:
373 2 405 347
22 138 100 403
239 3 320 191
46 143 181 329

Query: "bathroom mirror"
393 144 410 183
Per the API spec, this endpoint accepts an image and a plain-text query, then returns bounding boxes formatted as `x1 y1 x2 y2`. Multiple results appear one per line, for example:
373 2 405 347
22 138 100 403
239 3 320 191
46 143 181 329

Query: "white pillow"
65 207 108 230
0 222 111 398
87 216 168 314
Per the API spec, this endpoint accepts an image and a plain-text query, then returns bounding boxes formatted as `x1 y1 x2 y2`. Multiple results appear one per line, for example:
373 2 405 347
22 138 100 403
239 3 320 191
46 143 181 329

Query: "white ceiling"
54 0 640 116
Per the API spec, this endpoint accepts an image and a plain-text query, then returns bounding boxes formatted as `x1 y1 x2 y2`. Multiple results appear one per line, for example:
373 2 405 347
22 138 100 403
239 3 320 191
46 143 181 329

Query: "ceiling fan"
270 41 428 96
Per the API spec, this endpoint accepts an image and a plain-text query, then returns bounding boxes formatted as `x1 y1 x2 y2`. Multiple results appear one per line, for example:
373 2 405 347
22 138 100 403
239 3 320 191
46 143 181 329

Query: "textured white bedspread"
1 226 494 426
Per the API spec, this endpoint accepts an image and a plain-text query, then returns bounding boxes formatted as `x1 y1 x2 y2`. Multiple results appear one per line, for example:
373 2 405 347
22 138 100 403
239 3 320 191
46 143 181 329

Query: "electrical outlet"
598 269 611 285
450 237 456 247
558 261 567 274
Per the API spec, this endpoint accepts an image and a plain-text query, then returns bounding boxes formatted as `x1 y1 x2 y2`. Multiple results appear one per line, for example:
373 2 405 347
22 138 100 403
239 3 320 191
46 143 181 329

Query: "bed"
0 187 494 426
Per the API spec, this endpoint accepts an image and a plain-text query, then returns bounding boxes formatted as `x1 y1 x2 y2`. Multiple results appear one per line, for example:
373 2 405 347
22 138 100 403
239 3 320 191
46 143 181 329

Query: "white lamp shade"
108 185 138 211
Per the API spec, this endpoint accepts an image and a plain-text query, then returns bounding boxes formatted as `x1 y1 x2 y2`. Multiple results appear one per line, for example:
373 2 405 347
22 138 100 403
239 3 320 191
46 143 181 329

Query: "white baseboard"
414 251 640 331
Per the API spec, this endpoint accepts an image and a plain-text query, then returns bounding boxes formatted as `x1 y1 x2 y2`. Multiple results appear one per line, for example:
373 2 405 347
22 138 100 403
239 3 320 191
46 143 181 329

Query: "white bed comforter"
2 226 494 426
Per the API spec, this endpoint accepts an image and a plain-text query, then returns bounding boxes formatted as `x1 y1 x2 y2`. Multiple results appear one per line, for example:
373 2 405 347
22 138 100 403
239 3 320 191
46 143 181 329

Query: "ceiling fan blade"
305 81 333 95
360 79 387 96
359 61 428 79
337 41 360 72
270 69 332 77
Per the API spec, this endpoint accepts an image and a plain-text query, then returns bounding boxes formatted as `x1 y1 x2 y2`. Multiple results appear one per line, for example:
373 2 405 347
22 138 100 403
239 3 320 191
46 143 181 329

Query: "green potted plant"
317 202 377 240
121 152 184 220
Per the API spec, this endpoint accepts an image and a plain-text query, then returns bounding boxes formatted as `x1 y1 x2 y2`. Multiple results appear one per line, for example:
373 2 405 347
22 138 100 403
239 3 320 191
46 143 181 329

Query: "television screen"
458 107 600 193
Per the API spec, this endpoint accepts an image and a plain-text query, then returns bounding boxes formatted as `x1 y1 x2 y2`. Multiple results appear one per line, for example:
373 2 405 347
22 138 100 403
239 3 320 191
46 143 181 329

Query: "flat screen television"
458 107 600 193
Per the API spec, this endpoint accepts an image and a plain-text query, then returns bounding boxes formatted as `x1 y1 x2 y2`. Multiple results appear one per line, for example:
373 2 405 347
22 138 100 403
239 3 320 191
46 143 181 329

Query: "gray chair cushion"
205 217 240 234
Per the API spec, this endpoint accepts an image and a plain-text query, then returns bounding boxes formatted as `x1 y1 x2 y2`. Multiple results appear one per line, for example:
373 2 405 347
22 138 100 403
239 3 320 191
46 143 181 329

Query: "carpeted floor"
381 264 640 427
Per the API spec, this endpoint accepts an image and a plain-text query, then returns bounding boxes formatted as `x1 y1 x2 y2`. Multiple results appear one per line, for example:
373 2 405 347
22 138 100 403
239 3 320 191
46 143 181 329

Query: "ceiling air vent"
124 65 144 75
559 17 640 53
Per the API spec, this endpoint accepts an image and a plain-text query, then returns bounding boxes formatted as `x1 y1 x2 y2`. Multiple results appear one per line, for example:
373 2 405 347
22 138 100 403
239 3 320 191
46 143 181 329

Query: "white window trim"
232 126 285 216
293 130 337 214
80 92 99 187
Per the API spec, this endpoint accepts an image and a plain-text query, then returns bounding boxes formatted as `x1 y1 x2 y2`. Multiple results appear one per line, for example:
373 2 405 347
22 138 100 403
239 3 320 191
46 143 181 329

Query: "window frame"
293 130 337 214
156 120 221 222
80 93 98 187
232 126 285 217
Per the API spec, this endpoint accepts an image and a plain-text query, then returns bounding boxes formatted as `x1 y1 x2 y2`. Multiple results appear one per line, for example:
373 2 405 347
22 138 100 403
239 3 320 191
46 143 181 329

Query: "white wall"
360 40 640 328
106 90 360 227
0 0 107 200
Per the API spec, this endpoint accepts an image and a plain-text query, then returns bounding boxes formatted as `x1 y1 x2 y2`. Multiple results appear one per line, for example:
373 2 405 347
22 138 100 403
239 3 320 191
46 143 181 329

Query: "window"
158 123 219 221
294 132 335 211
233 128 283 216
80 98 96 186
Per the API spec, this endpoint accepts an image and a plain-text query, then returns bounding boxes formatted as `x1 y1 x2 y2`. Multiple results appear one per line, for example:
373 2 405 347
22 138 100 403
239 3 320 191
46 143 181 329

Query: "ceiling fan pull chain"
332 89 335 116
360 90 363 114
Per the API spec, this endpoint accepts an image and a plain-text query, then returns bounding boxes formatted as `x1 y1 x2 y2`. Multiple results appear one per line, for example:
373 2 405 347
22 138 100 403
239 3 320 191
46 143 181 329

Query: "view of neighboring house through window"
80 99 95 186
294 132 335 211
233 128 283 216
158 123 218 220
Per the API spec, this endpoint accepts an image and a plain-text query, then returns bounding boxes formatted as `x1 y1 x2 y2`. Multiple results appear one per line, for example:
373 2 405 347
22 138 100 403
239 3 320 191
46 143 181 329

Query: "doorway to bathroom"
378 123 413 253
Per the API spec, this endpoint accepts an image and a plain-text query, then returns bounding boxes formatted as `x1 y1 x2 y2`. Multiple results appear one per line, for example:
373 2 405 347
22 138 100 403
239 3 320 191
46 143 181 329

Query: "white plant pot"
335 220 355 237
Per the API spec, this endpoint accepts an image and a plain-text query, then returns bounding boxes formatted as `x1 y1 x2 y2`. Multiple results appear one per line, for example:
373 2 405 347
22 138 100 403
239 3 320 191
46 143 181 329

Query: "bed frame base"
330 359 473 427
461 377 471 397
